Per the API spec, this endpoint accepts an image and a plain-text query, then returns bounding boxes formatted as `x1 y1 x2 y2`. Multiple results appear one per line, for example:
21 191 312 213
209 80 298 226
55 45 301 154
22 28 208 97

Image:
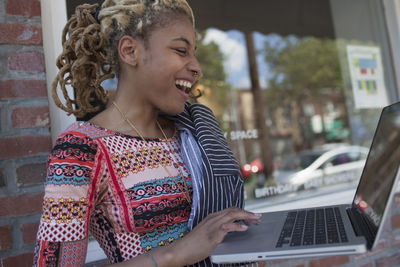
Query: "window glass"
329 153 351 166
187 0 398 209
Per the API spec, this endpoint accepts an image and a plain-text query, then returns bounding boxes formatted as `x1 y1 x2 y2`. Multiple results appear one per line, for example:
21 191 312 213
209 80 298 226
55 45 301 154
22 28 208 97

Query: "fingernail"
241 224 248 230
254 213 262 218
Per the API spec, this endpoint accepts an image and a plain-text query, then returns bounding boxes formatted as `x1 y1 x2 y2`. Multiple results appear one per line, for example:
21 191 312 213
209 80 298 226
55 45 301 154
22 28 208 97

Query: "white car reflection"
274 145 369 190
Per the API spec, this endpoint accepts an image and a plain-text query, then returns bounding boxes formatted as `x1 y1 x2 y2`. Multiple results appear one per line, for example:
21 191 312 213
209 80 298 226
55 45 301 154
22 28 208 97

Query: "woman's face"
134 15 202 114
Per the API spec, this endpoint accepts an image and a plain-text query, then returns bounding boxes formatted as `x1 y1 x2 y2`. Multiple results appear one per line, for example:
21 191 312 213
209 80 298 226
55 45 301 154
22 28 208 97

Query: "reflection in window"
280 153 322 171
188 0 397 207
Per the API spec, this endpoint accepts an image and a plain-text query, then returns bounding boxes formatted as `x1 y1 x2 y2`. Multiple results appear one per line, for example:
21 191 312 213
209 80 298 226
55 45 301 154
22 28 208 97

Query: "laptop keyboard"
276 207 348 247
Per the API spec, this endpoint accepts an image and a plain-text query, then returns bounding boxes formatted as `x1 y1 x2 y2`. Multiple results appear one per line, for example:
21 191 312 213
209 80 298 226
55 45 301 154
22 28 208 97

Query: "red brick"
12 106 50 128
0 226 12 251
354 239 387 260
268 259 289 265
0 24 42 45
392 214 400 229
8 51 45 72
377 254 400 267
6 0 40 17
0 136 51 160
0 193 43 217
391 233 400 247
0 80 47 99
22 222 39 245
17 163 46 186
2 253 34 267
309 255 350 267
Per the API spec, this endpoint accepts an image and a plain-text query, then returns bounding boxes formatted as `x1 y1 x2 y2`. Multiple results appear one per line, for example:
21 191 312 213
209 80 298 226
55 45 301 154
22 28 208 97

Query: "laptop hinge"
346 207 375 249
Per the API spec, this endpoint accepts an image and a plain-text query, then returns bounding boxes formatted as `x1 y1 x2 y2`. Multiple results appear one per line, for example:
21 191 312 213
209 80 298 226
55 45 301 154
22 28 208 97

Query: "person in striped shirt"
34 0 261 266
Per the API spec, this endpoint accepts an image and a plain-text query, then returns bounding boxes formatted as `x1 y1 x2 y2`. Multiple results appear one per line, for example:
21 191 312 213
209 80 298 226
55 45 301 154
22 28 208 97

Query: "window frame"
383 0 400 98
41 0 76 145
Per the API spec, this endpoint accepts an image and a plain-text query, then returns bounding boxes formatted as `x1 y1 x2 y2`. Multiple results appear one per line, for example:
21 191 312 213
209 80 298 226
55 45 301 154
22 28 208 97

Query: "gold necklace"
112 101 192 205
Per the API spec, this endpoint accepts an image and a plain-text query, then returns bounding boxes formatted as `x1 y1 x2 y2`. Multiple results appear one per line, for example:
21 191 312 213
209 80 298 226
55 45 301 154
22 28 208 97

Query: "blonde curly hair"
52 0 195 118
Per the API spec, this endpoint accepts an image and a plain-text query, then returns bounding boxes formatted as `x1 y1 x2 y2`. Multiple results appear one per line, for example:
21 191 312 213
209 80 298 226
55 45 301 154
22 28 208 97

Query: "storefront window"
188 0 399 210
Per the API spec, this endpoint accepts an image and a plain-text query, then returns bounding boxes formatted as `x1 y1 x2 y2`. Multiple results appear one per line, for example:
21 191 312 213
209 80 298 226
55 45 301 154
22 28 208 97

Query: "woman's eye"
175 48 187 55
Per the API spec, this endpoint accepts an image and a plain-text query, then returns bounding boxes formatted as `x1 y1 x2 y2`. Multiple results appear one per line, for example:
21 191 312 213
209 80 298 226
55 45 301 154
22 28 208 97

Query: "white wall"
41 0 76 144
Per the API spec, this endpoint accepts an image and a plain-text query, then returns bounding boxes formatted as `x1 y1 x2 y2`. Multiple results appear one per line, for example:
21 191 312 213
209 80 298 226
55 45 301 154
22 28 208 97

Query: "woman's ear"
118 35 140 67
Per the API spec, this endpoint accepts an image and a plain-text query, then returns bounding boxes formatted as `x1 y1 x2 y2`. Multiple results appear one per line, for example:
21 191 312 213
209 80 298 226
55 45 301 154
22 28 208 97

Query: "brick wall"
0 0 51 266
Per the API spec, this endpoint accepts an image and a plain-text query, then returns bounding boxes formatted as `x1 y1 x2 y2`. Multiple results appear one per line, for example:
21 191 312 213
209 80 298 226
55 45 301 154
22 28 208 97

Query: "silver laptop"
211 101 400 264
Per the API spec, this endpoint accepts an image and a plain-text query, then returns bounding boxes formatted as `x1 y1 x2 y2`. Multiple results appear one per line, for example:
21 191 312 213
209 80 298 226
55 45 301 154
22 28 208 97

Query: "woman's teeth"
175 80 192 92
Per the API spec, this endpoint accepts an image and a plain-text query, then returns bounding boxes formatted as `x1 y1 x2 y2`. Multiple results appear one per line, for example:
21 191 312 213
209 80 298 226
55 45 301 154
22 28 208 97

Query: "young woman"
33 0 261 266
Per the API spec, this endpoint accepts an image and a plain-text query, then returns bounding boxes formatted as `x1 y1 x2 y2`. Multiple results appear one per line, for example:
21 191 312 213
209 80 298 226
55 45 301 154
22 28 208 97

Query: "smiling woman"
33 1 261 267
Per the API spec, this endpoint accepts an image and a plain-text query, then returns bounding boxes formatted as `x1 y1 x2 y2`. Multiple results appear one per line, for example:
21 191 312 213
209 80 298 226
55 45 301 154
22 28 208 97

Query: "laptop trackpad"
214 220 279 254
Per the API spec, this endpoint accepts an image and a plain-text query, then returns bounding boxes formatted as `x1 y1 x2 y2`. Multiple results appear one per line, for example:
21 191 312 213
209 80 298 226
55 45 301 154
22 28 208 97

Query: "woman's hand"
170 207 262 266
104 207 261 267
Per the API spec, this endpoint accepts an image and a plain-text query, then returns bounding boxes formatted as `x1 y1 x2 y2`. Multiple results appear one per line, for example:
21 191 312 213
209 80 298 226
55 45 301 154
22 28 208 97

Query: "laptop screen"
353 102 400 234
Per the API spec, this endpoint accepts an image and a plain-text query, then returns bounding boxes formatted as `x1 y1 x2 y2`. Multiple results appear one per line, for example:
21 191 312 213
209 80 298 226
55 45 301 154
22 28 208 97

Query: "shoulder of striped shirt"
176 103 242 177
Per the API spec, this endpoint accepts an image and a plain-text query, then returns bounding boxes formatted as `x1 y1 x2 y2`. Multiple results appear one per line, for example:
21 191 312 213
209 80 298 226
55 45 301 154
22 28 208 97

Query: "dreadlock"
52 0 195 118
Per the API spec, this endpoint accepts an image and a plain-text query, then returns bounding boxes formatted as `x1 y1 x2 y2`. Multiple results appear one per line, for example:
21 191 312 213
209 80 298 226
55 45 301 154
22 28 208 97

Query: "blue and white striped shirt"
166 103 257 267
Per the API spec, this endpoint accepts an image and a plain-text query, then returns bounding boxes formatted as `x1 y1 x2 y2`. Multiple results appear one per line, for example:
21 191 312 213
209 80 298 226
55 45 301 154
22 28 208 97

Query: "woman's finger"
243 217 262 226
220 221 249 232
210 208 261 225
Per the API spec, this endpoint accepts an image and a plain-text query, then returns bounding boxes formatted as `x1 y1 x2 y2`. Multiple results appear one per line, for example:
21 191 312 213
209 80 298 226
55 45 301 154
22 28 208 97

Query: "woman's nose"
189 56 202 79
